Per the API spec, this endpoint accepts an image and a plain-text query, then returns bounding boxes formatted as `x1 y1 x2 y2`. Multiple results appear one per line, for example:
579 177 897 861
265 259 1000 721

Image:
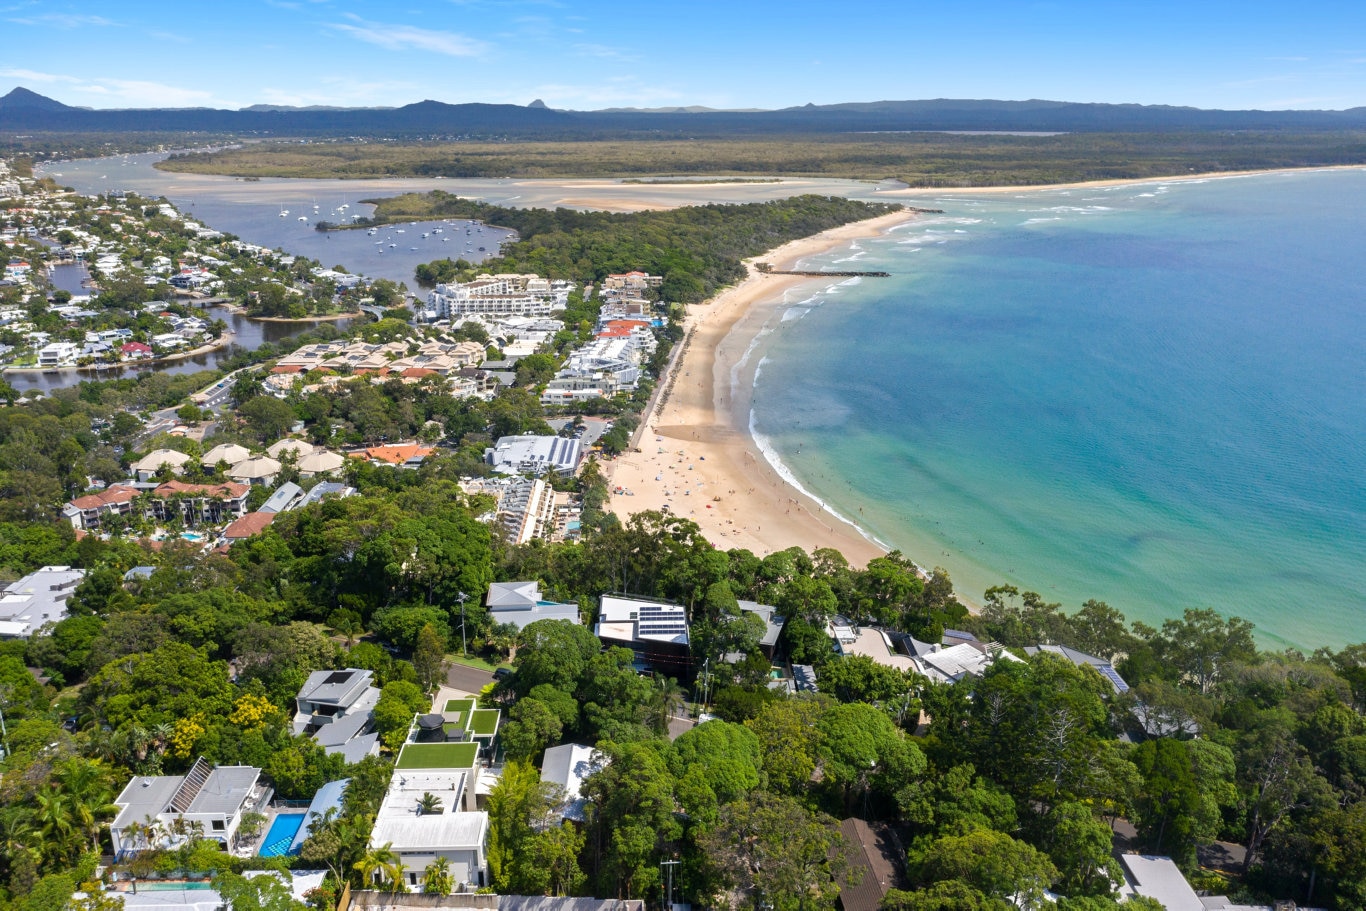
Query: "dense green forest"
389 192 898 301
157 131 1366 186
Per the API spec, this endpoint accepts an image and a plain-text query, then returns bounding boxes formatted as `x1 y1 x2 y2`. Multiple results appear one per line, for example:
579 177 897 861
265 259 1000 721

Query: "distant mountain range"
5 86 1366 136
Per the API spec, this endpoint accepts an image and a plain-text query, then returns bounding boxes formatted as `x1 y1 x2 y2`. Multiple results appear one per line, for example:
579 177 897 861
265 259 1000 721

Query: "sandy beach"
604 210 915 566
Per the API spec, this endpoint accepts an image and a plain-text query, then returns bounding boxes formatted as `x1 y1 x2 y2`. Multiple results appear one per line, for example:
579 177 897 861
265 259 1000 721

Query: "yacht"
298 216 308 222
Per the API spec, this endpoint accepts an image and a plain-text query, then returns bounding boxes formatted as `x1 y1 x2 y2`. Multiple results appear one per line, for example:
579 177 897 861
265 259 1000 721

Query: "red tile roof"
69 485 140 510
222 512 275 539
349 443 434 465
151 480 249 499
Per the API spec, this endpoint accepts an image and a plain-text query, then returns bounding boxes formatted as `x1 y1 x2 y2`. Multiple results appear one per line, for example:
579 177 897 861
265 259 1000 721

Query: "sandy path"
604 210 915 566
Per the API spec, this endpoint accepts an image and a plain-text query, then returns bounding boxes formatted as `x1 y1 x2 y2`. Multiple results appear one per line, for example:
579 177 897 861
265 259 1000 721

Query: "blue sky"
3 0 1365 111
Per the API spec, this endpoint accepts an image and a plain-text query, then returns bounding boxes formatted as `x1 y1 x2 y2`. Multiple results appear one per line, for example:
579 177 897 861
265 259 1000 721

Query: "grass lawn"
395 742 479 770
446 653 510 672
444 698 475 716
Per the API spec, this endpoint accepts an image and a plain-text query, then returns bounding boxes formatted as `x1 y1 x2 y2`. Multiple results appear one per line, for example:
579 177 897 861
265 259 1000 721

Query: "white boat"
279 208 288 217
298 216 308 222
389 243 396 248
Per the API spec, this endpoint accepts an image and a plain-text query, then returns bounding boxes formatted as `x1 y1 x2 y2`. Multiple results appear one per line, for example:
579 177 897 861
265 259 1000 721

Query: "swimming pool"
128 882 215 891
181 532 205 542
258 812 307 857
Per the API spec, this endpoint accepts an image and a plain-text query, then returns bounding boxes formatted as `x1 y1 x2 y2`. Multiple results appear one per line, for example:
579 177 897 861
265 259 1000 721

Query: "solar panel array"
637 604 687 637
1098 665 1130 693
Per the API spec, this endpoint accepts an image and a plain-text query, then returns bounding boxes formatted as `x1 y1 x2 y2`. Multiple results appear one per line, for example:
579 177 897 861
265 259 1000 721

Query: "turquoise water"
130 882 215 891
258 812 306 857
751 170 1366 651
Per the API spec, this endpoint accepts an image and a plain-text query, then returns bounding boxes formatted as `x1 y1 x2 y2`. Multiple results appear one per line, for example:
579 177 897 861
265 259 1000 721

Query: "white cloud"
0 68 240 108
572 43 639 62
7 12 116 28
330 15 487 57
0 67 83 85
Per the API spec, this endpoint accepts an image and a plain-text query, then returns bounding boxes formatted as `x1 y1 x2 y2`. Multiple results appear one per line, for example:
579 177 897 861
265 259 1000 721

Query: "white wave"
1135 193 1156 198
781 307 810 322
1021 217 1062 226
838 276 862 287
748 410 892 549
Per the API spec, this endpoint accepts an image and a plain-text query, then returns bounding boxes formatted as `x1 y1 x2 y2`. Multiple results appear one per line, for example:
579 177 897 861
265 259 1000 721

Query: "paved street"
445 661 496 695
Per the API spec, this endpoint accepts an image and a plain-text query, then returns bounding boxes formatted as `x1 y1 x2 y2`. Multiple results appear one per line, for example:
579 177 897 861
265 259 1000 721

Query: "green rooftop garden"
395 741 480 770
444 698 475 715
469 708 501 737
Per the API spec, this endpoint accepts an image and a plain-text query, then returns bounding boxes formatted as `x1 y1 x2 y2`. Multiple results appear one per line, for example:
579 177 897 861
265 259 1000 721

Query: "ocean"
750 170 1366 650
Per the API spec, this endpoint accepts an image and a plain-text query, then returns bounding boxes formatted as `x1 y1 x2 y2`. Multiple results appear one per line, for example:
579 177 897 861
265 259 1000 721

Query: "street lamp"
456 591 469 657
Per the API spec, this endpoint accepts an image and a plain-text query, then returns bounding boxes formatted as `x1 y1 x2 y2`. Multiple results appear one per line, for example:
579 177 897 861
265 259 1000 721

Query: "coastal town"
0 158 374 371
0 143 1363 911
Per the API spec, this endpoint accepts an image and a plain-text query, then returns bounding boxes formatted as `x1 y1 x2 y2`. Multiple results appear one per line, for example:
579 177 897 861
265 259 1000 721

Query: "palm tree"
416 793 444 816
56 758 118 853
487 622 520 663
648 675 686 733
33 787 78 866
149 722 174 757
355 842 407 892
422 857 453 895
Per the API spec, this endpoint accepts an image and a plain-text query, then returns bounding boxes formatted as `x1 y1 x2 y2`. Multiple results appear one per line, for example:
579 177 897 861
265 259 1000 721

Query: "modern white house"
369 741 490 891
0 565 84 638
111 758 270 857
293 668 381 764
486 580 580 629
595 594 690 676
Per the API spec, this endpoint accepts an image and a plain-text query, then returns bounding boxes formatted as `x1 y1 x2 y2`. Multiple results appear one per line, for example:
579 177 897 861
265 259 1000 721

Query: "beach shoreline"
877 163 1366 196
604 210 914 568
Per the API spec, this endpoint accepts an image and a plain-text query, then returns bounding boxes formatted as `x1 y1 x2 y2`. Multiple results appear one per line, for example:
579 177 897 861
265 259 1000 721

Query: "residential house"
595 594 690 677
1023 643 1130 693
837 818 905 911
259 481 304 514
36 341 80 367
539 743 598 823
485 581 580 630
0 565 84 638
110 758 269 857
120 341 154 360
222 512 275 543
293 669 381 764
370 740 490 890
266 438 313 461
295 481 354 509
737 600 785 658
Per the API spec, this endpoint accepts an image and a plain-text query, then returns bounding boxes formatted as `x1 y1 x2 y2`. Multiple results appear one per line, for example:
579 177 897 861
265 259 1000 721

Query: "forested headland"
380 192 898 301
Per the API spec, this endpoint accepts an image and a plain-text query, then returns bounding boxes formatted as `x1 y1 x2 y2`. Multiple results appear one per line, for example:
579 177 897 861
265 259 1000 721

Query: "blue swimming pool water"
258 812 306 857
